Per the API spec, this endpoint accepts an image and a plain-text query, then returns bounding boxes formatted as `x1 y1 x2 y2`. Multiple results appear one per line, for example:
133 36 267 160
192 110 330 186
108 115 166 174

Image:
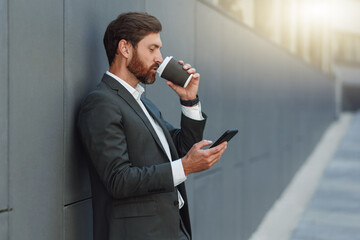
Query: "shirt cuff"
171 159 187 187
181 101 204 120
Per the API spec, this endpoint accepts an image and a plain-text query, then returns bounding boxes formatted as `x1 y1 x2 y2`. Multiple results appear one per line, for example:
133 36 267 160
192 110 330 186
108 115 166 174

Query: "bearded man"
77 12 227 240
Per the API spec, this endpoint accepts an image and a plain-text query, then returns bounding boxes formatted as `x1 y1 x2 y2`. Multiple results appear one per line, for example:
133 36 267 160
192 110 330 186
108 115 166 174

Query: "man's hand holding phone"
181 129 238 175
181 140 227 176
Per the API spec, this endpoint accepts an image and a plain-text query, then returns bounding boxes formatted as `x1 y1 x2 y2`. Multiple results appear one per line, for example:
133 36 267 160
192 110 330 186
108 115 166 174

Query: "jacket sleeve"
77 92 174 199
154 107 207 158
141 97 207 158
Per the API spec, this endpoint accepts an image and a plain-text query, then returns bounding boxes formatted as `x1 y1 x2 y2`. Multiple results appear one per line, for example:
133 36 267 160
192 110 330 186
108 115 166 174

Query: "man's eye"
150 48 155 52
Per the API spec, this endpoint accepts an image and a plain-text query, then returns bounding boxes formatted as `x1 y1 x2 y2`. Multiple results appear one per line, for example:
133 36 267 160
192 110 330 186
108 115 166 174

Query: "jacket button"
174 200 179 206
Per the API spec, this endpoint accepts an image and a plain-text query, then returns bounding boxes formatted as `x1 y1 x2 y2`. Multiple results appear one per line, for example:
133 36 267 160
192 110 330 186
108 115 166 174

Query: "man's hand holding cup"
157 56 200 102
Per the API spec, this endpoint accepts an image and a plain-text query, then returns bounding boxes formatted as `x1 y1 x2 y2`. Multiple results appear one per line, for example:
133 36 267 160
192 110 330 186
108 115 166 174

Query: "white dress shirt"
106 71 204 208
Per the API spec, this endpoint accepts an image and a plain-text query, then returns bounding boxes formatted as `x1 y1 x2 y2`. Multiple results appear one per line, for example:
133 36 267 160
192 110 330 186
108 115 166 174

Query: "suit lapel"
142 99 179 160
102 74 168 157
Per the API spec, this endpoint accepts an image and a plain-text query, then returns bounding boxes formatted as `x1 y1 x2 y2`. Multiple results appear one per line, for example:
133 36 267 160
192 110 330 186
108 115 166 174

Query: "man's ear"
118 40 131 58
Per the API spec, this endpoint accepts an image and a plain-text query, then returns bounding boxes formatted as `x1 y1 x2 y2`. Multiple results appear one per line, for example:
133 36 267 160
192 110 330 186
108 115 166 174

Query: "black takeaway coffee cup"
157 56 193 88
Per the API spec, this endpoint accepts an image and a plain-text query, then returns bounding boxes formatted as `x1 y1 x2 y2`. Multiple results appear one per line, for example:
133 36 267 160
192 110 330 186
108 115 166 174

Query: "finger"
218 144 227 156
208 153 223 166
187 68 196 74
209 145 227 163
219 141 228 148
218 142 228 152
186 73 200 88
210 155 222 165
206 141 227 154
195 140 213 149
183 64 191 70
192 73 200 80
211 148 226 161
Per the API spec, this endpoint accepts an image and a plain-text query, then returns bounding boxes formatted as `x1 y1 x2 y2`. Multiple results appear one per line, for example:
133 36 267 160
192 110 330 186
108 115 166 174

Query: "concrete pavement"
249 112 359 240
290 111 360 240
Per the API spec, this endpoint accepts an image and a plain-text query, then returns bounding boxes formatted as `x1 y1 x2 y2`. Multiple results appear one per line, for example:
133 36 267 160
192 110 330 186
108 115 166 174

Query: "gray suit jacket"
78 74 206 240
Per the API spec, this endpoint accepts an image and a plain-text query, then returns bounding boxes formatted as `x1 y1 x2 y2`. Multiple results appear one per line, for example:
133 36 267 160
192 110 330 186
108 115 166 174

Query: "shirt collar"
106 71 145 101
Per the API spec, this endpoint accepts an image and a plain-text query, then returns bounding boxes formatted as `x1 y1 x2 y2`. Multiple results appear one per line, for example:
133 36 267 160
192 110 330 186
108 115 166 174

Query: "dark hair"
103 12 162 65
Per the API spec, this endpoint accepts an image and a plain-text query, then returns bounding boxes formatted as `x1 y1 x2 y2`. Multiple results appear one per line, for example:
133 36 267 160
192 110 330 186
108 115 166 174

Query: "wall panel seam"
64 197 92 207
7 0 10 239
0 208 12 214
7 0 9 205
7 0 10 210
62 0 66 206
62 0 66 239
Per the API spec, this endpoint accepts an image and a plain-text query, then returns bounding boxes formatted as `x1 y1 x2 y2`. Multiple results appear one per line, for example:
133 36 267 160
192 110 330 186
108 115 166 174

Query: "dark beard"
127 51 159 84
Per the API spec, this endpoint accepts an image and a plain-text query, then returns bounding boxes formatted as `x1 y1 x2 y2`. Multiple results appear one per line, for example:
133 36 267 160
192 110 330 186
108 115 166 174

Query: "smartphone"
209 129 239 148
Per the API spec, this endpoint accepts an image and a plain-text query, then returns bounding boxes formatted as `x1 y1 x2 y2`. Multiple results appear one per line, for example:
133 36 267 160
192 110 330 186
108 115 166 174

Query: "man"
78 12 227 240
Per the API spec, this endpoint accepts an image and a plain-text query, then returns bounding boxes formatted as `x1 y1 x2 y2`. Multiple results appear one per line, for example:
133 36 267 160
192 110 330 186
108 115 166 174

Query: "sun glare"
300 1 332 23
299 0 359 30
209 0 360 72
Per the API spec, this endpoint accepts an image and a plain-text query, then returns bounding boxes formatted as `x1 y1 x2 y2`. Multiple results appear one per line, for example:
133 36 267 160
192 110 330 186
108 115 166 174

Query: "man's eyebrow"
150 44 162 48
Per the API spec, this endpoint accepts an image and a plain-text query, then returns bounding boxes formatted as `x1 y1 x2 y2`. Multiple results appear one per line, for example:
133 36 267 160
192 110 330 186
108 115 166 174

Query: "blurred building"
207 0 360 111
207 0 360 73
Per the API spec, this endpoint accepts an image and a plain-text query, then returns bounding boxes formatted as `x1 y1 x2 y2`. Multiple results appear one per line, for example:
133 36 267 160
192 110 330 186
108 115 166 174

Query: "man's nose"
155 52 163 64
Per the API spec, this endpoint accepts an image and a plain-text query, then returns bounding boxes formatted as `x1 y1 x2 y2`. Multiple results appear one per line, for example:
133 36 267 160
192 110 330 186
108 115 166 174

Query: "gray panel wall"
0 0 8 208
0 213 8 240
0 0 9 238
8 0 64 239
64 200 93 240
2 0 335 240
